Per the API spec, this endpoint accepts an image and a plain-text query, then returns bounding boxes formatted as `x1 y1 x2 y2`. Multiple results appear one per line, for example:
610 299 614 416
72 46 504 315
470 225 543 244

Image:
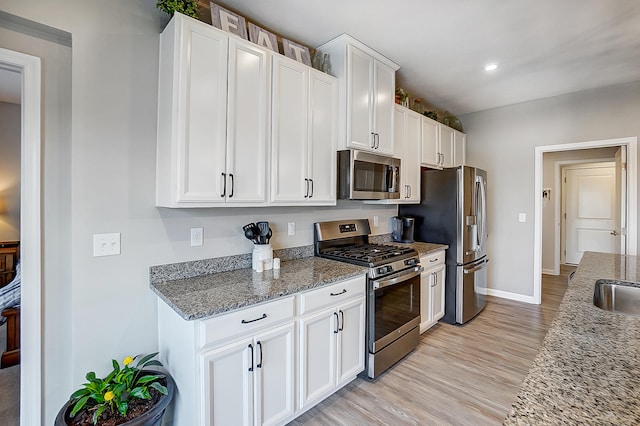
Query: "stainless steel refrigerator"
399 166 488 324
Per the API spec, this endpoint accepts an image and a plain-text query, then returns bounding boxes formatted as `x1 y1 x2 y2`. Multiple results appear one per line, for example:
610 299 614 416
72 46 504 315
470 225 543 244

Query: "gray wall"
0 1 396 422
461 81 640 298
0 101 20 241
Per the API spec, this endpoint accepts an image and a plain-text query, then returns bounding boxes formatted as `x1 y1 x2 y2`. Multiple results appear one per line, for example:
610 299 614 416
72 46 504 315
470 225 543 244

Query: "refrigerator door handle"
463 258 489 274
474 176 487 251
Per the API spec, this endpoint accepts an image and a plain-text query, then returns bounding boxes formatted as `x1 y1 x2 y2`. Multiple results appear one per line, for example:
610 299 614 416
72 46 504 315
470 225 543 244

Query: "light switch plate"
518 213 527 223
93 233 121 257
191 227 204 247
288 222 296 236
373 216 379 227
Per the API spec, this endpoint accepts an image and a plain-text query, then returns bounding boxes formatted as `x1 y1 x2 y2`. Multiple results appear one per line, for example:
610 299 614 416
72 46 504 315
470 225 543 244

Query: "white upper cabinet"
439 125 454 168
421 115 465 169
156 14 269 207
453 129 466 167
226 38 270 204
421 116 440 167
395 105 421 203
271 56 337 205
317 34 399 156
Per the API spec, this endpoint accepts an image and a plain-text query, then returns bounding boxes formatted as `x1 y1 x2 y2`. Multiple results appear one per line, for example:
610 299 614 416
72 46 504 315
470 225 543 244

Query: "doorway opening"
534 137 638 305
0 47 42 425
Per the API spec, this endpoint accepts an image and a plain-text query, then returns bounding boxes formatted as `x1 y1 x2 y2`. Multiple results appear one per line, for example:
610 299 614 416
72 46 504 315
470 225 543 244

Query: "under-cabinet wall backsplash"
155 200 397 264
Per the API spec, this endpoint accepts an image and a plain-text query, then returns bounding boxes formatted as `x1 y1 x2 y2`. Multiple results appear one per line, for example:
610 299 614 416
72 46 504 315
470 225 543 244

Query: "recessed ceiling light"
484 63 499 72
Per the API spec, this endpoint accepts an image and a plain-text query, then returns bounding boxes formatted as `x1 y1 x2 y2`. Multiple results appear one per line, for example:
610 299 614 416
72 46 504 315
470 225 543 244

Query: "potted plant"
55 352 174 426
156 0 199 18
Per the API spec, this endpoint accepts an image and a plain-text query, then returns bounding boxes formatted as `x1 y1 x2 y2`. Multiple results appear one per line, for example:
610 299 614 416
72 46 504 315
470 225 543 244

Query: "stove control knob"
405 258 418 266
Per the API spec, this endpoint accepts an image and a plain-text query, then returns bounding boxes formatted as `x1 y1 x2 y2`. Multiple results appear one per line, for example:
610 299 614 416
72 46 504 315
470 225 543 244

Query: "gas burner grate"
320 244 415 264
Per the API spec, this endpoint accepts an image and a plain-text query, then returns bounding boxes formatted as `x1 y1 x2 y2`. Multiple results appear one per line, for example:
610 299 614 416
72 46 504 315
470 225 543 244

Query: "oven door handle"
372 266 424 290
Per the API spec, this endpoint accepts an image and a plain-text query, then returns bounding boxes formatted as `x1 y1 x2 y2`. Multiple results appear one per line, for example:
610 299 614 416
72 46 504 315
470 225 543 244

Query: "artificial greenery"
156 0 199 18
69 353 168 425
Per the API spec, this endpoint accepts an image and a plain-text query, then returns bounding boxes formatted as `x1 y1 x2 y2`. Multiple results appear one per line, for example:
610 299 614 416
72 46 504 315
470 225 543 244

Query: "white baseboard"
482 288 537 304
542 268 557 275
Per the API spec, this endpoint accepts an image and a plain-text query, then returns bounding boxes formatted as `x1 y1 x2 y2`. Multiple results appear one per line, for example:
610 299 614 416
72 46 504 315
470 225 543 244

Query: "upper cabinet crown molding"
317 34 400 156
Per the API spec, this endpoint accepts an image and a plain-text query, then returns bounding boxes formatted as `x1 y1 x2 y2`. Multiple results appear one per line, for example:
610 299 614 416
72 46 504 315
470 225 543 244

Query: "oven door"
369 266 423 353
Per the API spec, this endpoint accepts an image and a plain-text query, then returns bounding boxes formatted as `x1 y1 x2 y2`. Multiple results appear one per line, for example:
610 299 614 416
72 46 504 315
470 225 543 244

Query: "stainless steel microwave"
337 149 401 200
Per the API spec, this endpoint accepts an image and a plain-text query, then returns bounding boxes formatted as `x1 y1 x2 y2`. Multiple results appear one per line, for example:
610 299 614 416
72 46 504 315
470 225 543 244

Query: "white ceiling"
220 0 640 116
1 2 638 114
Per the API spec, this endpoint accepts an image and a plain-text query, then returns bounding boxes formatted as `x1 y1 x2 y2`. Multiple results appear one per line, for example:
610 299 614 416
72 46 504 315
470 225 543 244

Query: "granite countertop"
505 251 640 424
150 257 367 321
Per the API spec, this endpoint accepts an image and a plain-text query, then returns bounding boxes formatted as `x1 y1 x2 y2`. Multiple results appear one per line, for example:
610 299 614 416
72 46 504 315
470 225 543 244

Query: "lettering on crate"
210 2 248 39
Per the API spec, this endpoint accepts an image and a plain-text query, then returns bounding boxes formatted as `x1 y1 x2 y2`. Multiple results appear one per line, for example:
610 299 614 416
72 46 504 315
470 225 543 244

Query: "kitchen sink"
593 280 640 317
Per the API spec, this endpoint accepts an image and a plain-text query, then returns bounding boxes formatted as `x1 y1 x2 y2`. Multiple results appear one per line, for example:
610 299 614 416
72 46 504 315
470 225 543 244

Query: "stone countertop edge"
150 256 367 321
504 251 640 425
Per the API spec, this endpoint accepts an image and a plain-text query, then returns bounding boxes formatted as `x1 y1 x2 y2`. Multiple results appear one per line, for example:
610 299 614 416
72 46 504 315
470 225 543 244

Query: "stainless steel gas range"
314 219 423 379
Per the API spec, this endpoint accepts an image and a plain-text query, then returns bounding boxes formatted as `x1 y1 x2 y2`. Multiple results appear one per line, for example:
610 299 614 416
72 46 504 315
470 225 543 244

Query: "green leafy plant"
156 0 199 18
69 353 168 425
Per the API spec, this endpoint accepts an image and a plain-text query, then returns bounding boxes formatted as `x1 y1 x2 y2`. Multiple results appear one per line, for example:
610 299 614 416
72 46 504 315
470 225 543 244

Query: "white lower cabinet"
157 275 366 426
420 251 446 332
298 278 365 411
200 322 295 426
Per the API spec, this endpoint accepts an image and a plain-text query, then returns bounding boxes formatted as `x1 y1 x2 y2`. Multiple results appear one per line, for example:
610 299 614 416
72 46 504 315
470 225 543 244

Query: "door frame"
0 47 42 425
534 137 637 304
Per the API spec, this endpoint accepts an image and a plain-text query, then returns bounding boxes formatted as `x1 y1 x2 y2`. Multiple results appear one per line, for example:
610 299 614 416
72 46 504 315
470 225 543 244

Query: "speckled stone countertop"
150 257 367 321
504 251 640 425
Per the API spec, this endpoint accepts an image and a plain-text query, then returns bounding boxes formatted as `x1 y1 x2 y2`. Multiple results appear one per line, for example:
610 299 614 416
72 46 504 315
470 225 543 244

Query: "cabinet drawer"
298 276 365 316
421 250 445 268
199 296 295 347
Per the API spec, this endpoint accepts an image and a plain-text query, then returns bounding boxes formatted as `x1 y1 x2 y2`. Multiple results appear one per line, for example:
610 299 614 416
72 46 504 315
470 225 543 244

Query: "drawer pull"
330 289 347 296
241 313 267 324
429 258 439 262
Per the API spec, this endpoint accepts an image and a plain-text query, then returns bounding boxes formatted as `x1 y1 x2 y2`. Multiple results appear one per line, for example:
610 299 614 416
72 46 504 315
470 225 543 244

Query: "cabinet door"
298 307 337 410
201 337 254 426
177 21 229 203
439 125 454 168
255 323 295 426
336 297 365 386
421 116 440 167
394 107 407 198
346 45 374 151
227 38 270 203
271 56 309 203
404 110 422 202
453 130 466 167
419 270 433 333
373 60 395 155
308 70 338 204
431 265 446 322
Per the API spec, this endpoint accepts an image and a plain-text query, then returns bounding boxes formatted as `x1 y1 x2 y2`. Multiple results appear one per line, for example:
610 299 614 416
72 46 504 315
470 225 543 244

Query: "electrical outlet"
93 233 121 257
373 216 379 227
288 222 296 236
191 227 204 247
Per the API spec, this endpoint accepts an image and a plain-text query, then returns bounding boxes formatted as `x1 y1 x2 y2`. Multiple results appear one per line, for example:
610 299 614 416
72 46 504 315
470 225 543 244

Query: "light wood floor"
290 265 574 426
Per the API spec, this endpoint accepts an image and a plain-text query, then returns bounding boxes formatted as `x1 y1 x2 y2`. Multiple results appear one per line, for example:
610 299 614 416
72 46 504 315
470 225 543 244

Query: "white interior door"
564 163 617 264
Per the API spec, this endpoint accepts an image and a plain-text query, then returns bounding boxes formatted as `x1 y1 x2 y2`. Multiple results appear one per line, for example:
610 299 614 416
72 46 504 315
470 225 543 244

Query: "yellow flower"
123 356 134 366
104 391 114 401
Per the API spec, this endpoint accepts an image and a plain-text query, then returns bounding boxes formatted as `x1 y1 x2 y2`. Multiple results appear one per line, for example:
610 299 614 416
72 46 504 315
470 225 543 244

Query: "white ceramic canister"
252 244 273 271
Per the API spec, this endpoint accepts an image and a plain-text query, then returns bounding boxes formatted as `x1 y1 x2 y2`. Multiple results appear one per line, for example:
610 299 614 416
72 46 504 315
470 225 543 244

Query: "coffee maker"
391 216 415 243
